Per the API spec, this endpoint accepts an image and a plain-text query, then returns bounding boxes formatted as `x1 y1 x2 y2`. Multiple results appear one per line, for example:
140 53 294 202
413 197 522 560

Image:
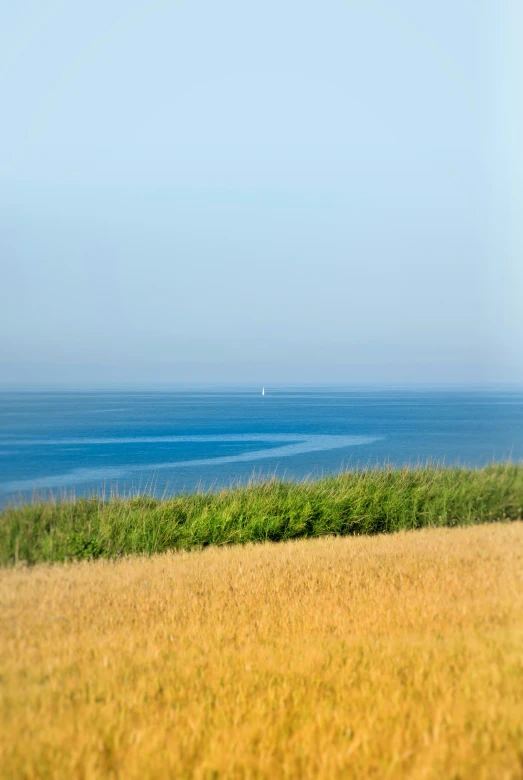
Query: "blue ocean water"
1 388 522 505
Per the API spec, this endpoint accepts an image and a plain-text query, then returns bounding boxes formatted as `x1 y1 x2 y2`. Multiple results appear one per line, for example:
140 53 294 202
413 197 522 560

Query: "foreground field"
2 463 522 565
1 523 522 778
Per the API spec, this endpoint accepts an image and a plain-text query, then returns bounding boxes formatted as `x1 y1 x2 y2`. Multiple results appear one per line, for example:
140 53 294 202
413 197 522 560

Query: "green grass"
1 463 522 566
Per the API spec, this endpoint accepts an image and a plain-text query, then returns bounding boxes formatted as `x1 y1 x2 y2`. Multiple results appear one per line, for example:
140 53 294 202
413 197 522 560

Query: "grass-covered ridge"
1 463 522 566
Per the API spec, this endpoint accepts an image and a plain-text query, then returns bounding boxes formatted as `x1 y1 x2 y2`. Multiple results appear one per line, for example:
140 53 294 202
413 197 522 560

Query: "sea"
1 388 522 506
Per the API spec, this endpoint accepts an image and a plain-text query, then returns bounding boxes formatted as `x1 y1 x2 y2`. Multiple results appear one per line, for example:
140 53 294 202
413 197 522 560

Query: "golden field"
0 523 522 779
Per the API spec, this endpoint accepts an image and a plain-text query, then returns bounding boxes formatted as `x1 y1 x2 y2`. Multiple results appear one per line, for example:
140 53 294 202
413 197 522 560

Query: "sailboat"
262 387 265 396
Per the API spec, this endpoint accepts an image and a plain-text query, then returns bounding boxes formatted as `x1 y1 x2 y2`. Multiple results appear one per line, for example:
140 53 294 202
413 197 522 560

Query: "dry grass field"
0 523 522 779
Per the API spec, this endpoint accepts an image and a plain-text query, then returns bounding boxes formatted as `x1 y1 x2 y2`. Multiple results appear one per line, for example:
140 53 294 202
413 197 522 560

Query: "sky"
0 0 521 387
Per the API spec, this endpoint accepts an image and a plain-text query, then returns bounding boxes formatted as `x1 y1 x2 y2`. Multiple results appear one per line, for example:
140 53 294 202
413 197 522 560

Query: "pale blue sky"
1 0 521 386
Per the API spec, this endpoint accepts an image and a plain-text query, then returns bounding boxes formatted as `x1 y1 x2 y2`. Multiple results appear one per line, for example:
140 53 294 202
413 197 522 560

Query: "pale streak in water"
1 434 383 492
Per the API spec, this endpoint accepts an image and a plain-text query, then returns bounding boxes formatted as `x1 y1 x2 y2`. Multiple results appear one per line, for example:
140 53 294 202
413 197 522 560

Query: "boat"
262 387 265 396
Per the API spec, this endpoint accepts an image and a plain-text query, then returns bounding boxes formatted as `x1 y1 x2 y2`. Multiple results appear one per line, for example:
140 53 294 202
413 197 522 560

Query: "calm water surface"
1 389 522 505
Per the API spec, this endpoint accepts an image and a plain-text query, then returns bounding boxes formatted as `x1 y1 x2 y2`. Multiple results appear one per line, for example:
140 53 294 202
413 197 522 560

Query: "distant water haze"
1 1 522 388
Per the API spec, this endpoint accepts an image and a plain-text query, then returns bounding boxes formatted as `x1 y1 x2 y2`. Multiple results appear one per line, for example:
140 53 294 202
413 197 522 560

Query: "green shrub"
1 463 521 566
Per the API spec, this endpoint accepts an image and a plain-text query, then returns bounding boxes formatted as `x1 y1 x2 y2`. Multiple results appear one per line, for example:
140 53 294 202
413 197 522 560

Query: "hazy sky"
1 0 521 387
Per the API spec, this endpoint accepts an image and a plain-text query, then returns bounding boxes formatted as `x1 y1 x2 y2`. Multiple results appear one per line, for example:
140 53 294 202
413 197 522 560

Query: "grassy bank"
1 523 522 777
1 463 522 566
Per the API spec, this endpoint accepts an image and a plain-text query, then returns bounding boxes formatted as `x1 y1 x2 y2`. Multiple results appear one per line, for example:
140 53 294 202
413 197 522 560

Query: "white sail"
262 387 265 396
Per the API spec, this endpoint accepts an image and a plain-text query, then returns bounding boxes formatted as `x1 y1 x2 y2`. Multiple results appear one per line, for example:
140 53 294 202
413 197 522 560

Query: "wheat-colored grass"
0 523 522 779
